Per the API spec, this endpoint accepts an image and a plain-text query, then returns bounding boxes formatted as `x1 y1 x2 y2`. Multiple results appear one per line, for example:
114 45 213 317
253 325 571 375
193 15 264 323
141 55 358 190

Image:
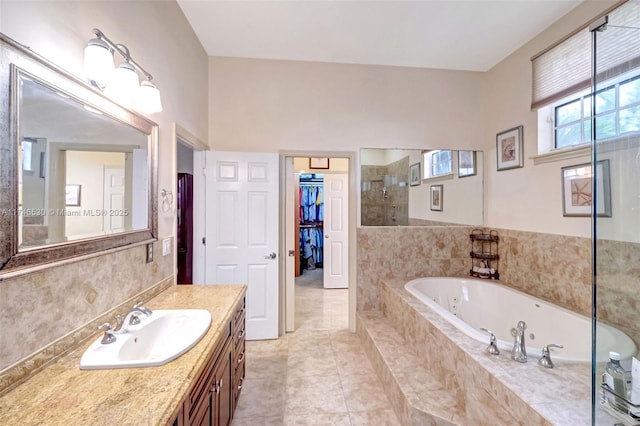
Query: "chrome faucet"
116 302 153 333
511 320 527 363
538 344 564 368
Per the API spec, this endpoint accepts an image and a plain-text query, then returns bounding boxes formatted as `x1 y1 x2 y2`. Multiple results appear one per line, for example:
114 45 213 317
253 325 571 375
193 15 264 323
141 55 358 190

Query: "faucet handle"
480 328 500 355
98 323 116 344
538 343 564 368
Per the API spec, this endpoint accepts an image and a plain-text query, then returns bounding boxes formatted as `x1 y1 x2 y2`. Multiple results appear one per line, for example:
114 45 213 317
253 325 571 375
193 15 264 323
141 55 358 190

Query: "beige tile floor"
232 268 400 425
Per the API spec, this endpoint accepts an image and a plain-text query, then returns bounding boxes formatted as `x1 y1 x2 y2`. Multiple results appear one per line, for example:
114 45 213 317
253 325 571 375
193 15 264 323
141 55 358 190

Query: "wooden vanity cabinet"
232 297 246 412
177 296 246 426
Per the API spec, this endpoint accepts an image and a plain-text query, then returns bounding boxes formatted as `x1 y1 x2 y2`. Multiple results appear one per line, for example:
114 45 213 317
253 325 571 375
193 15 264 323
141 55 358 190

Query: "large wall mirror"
361 148 483 226
0 34 158 273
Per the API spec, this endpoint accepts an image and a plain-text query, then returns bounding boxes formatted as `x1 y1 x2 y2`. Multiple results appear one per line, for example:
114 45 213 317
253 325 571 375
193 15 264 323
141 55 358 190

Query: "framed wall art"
430 184 443 211
496 125 523 171
65 184 81 206
561 159 611 217
309 157 329 169
409 162 421 186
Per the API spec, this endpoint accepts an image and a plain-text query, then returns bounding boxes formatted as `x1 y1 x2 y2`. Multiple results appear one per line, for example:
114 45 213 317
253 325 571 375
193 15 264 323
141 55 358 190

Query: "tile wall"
357 226 640 350
361 157 409 226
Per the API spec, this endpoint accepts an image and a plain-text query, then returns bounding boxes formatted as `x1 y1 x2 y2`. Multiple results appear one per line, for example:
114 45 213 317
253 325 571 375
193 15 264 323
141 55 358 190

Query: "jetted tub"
405 277 636 362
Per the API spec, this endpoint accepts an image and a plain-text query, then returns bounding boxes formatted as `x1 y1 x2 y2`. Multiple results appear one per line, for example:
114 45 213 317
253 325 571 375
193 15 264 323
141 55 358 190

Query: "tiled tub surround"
357 226 472 312
0 240 173 394
595 238 640 352
357 226 640 349
364 278 596 425
0 285 246 425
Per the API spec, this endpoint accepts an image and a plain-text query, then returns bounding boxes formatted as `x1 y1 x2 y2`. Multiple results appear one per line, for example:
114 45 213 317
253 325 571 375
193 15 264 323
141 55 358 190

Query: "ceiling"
177 0 582 72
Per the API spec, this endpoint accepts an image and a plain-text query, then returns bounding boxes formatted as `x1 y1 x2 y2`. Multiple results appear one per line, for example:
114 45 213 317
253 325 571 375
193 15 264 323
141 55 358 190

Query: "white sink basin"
80 309 212 370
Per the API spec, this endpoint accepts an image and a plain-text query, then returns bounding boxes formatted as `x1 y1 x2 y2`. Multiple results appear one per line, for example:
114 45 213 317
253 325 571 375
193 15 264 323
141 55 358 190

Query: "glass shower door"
592 1 640 424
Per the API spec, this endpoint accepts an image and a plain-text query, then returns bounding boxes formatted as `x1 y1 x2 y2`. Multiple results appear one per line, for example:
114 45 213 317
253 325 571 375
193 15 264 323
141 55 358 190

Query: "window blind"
531 0 638 110
531 28 591 109
594 1 640 82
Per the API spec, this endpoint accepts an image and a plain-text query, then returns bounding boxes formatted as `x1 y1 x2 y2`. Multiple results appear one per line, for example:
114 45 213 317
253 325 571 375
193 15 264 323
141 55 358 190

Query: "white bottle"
630 357 640 417
605 351 628 413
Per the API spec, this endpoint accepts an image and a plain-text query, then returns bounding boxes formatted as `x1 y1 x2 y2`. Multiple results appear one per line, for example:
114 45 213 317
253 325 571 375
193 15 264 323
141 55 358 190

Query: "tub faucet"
511 320 527 363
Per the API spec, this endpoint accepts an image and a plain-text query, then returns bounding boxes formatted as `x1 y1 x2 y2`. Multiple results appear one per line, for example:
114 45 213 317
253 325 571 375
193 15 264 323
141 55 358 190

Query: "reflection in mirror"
18 72 149 249
360 149 483 226
0 33 157 274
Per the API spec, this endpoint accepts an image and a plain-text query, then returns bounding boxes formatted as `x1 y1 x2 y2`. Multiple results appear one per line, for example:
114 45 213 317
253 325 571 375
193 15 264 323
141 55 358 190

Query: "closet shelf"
300 223 323 229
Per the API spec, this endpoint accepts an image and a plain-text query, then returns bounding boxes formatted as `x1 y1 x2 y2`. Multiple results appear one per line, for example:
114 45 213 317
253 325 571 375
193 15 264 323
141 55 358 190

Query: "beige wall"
208 1 616 239
65 151 126 237
0 1 208 371
482 1 616 238
209 56 486 152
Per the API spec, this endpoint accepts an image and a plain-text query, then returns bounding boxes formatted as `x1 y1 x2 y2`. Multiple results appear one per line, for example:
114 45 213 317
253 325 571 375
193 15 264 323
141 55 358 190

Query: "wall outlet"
146 242 153 263
162 238 171 256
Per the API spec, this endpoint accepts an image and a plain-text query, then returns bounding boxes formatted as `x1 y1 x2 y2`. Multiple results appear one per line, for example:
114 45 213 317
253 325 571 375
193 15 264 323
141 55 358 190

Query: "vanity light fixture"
83 28 163 114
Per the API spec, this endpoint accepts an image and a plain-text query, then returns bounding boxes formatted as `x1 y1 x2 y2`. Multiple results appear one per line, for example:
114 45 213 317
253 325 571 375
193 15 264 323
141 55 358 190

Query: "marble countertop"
0 284 246 426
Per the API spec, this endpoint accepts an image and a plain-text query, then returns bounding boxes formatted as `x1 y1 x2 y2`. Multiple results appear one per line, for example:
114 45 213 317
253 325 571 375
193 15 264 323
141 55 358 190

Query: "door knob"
265 252 277 259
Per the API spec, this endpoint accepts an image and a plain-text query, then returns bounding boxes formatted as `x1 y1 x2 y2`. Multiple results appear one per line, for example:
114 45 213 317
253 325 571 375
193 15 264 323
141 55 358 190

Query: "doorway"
173 123 208 285
283 155 354 334
176 142 194 284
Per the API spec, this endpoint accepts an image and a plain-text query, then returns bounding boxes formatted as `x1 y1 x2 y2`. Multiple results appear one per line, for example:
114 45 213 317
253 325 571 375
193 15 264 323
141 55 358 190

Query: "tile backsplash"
0 241 173 375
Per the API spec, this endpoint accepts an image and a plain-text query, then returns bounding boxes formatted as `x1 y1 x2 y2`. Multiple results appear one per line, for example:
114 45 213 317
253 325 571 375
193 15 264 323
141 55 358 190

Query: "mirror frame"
0 33 158 274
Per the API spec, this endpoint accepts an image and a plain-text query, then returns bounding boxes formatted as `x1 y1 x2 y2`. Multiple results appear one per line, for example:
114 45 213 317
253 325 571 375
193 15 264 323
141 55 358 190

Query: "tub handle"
538 343 564 368
479 328 500 355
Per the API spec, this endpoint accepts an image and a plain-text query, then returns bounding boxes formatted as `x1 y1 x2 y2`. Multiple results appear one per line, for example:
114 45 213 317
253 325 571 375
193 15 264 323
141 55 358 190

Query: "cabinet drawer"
233 363 245 409
234 340 245 374
234 317 245 347
234 298 246 328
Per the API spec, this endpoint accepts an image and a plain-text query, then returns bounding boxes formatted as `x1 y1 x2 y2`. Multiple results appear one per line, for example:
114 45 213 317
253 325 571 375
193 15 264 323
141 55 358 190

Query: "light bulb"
135 80 163 114
105 62 139 107
83 38 114 88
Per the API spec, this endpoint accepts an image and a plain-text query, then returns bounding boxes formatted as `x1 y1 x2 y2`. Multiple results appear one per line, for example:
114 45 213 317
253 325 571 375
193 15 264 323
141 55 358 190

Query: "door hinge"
202 237 206 245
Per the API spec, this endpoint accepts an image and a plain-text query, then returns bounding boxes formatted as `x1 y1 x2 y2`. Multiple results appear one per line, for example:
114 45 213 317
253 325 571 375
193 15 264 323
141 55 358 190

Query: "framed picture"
430 184 443 211
496 125 523 171
65 184 81 206
458 150 476 177
562 160 611 217
309 157 329 169
409 162 421 186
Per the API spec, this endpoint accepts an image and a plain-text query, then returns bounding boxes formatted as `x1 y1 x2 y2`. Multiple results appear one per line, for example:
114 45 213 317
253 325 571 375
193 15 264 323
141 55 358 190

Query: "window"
554 75 640 149
532 0 640 158
422 150 452 179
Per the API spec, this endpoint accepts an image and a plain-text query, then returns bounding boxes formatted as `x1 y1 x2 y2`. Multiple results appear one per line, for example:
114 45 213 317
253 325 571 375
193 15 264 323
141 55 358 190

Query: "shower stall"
592 1 640 423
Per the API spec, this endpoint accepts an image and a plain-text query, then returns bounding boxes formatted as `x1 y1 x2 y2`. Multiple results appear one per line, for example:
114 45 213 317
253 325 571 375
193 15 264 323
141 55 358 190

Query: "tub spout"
511 320 527 363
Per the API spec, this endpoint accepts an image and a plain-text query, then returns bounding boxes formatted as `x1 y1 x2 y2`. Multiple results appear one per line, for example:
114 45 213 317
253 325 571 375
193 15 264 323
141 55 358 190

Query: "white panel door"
103 167 125 234
204 151 279 340
323 173 349 289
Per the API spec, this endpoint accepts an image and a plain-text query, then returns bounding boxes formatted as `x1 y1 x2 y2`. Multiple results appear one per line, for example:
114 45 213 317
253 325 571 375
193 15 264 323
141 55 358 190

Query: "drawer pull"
237 378 244 391
237 351 245 365
235 307 245 320
237 329 245 340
